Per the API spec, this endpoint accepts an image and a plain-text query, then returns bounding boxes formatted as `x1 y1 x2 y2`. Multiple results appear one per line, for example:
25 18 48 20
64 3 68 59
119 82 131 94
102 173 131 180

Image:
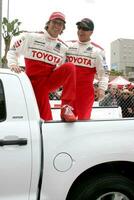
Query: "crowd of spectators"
49 82 134 118
99 85 134 118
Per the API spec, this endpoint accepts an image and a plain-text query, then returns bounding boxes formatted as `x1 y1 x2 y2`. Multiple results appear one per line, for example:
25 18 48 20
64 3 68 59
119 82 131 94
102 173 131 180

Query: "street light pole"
7 0 9 20
0 0 2 60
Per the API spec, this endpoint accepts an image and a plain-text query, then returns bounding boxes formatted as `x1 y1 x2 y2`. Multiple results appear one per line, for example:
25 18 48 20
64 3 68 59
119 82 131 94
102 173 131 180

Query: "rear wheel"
69 174 134 200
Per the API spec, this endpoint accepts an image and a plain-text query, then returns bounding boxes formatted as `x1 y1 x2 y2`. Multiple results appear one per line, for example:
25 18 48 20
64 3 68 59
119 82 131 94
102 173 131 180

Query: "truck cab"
0 70 41 200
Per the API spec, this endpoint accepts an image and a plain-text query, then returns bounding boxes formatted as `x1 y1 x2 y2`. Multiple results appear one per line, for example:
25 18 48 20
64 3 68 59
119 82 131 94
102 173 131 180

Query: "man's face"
47 19 65 38
77 25 93 42
122 92 130 99
110 87 117 95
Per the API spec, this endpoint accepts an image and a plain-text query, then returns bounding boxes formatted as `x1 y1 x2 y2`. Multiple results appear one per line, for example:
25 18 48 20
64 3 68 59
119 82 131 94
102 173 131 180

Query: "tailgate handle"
0 138 27 146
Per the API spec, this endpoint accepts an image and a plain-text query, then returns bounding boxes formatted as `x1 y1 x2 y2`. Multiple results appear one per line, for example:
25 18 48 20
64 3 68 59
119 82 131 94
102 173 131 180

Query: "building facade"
111 38 134 81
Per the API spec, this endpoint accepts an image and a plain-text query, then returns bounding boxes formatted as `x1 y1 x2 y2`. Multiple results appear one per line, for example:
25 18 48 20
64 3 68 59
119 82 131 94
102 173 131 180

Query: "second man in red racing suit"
66 18 109 120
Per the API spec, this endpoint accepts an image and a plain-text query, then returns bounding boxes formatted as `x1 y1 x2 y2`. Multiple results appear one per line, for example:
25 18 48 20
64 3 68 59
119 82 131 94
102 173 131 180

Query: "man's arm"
95 50 109 101
7 33 27 73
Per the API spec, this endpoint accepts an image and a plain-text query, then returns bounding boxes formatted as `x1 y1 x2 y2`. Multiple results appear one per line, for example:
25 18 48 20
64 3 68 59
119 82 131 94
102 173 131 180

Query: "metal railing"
49 88 134 118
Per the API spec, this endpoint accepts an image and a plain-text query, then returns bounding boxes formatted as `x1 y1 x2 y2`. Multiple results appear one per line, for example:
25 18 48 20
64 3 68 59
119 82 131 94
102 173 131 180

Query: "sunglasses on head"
77 25 90 31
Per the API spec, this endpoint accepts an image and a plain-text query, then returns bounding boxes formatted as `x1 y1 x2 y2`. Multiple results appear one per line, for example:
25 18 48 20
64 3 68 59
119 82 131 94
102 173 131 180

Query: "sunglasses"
77 26 90 31
51 20 64 26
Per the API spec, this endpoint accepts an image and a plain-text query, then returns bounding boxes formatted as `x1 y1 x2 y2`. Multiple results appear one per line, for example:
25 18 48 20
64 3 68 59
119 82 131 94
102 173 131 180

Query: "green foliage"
1 17 22 68
109 69 123 76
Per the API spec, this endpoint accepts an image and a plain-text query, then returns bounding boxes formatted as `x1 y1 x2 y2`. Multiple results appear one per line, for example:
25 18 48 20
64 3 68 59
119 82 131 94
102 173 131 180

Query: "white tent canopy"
108 76 131 86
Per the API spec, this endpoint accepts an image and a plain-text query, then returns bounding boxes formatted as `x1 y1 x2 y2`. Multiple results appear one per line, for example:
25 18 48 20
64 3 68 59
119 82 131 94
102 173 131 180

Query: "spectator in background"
130 88 134 100
66 18 109 120
99 85 121 107
119 89 134 118
94 84 99 101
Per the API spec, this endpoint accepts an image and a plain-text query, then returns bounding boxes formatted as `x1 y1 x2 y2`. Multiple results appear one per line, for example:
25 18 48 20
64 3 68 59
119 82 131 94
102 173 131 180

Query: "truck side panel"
41 119 134 200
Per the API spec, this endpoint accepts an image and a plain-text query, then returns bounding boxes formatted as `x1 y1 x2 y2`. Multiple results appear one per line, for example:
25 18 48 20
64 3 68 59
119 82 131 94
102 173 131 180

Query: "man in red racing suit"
7 12 76 122
66 18 109 120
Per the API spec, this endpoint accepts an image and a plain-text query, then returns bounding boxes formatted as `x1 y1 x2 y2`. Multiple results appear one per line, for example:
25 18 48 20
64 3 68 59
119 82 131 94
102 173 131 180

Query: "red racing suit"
66 40 109 120
7 30 76 120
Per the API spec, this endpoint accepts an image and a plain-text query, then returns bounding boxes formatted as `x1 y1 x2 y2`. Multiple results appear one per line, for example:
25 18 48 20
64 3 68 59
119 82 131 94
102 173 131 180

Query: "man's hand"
10 65 24 73
97 88 105 101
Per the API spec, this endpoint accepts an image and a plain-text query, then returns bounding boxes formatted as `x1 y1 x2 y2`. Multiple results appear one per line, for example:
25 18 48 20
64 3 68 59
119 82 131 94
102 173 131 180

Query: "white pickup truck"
1 69 134 200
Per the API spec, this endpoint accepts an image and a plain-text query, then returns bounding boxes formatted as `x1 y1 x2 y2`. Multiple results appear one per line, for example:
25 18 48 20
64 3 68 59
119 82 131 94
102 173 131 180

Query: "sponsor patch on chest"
67 55 95 68
31 50 61 64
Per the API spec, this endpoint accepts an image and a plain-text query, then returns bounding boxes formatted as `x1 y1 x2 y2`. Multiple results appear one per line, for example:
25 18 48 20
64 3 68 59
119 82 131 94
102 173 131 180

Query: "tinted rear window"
0 80 6 121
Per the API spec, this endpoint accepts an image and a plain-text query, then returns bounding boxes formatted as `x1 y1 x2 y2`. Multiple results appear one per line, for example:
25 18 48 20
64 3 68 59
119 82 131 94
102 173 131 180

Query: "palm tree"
1 17 22 68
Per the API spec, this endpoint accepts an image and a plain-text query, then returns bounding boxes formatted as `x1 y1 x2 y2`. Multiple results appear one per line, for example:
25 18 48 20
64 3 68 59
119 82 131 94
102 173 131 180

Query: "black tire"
69 173 134 200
